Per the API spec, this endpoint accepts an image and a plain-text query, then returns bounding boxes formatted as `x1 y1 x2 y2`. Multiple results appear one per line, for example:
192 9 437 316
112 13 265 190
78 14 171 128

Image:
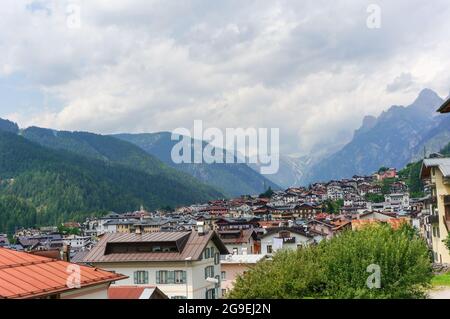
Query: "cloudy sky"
1 0 450 156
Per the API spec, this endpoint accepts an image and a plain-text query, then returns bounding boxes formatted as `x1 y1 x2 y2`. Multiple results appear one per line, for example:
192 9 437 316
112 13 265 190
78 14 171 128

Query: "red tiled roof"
0 247 127 299
352 218 409 230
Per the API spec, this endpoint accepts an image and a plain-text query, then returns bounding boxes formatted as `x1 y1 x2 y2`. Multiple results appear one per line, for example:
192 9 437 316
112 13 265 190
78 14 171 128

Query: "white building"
385 193 410 210
83 228 229 299
63 235 92 249
259 227 315 255
327 185 344 201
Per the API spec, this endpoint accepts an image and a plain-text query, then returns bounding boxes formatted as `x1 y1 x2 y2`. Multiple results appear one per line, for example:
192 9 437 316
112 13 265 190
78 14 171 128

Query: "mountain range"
275 88 450 186
1 87 449 232
0 122 225 232
114 132 279 197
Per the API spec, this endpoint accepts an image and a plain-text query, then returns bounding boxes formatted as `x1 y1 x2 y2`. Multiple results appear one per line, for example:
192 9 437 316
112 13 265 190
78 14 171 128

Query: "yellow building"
421 159 450 264
117 221 134 233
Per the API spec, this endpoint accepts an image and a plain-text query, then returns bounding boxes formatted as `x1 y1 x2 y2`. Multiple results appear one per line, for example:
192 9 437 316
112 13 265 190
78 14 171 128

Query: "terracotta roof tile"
0 247 127 299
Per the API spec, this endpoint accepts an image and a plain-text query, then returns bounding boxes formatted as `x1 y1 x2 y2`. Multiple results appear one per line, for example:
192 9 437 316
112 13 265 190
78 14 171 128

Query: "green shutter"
144 271 148 284
156 271 161 284
134 271 138 284
204 267 208 279
183 271 187 284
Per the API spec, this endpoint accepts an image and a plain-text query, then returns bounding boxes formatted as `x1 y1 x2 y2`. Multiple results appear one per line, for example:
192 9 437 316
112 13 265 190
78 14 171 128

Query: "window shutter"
144 271 148 284
182 271 187 283
215 253 219 265
156 271 161 284
134 271 138 284
204 267 208 279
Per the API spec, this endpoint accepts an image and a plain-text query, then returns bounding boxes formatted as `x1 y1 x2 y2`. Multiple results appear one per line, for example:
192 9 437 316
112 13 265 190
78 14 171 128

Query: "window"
156 270 169 284
210 246 215 256
133 271 149 284
205 266 214 279
205 288 216 299
221 271 226 280
174 270 187 284
267 245 273 254
232 248 238 255
204 247 211 259
157 270 187 284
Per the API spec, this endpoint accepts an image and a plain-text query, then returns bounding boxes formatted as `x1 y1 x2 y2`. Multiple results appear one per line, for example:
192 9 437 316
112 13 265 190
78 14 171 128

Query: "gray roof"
421 158 450 178
83 231 229 263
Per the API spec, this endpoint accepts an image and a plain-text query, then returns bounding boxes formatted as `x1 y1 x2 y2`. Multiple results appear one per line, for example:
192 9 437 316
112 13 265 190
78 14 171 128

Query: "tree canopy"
228 224 432 299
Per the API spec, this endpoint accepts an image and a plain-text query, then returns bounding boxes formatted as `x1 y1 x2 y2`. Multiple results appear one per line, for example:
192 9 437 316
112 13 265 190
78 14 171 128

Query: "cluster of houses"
1 170 418 299
0 97 448 300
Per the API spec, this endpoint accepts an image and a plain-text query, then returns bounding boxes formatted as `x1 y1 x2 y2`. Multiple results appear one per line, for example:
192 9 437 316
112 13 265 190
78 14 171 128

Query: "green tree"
324 199 343 214
378 167 389 174
228 224 432 299
365 193 385 203
259 187 274 199
381 178 396 195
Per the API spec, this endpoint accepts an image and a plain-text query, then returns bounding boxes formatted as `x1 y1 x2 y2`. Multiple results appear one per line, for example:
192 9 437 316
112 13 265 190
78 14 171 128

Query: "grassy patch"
432 273 450 287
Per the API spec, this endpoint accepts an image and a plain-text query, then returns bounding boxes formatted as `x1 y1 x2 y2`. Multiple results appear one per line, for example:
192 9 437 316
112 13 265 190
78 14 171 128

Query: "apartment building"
83 227 229 299
259 227 315 255
421 158 450 263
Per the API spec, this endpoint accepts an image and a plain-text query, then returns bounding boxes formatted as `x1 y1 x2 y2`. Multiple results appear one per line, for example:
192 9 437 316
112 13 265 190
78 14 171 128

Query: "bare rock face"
301 89 448 184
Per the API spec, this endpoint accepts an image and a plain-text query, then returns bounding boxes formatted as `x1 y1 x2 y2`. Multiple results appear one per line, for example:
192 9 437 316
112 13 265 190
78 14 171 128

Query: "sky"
1 0 450 156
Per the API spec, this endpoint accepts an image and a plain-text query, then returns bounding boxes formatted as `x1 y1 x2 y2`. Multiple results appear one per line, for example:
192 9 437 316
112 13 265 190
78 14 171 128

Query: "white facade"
63 235 91 249
91 242 222 299
60 283 110 299
385 193 410 209
260 230 314 255
327 185 344 201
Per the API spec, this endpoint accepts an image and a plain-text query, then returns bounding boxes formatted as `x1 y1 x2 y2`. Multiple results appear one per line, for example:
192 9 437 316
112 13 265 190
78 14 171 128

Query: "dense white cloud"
1 0 450 155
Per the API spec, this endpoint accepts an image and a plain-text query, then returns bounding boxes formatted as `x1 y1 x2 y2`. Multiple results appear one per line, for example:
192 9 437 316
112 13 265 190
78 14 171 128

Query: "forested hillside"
0 131 222 233
115 132 280 197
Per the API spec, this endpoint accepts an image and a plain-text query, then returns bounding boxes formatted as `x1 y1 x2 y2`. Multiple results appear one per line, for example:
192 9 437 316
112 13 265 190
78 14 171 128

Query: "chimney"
196 221 205 236
63 245 71 262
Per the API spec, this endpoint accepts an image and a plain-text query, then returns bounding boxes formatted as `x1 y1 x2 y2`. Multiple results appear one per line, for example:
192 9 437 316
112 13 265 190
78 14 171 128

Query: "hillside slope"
0 130 222 233
115 132 280 197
